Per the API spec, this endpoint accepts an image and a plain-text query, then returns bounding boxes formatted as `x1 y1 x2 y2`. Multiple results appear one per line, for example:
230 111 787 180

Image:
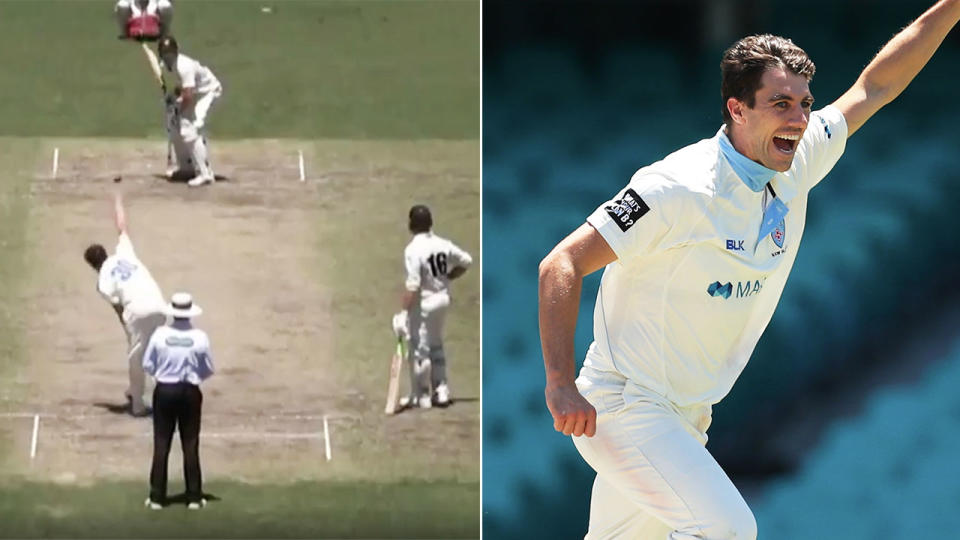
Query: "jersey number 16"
427 253 448 277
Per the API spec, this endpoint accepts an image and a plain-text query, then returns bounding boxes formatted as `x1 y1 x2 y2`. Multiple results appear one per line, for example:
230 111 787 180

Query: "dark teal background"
482 1 960 537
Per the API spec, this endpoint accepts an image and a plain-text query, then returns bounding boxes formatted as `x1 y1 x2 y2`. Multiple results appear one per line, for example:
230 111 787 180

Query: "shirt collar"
717 127 776 193
171 319 193 330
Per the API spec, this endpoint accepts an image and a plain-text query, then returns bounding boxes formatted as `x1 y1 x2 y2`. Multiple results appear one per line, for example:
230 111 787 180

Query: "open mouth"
773 134 800 154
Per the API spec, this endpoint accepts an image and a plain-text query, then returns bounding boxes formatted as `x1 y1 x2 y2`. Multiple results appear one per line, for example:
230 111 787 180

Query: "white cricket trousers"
572 369 757 540
123 312 167 413
407 294 449 400
178 87 222 179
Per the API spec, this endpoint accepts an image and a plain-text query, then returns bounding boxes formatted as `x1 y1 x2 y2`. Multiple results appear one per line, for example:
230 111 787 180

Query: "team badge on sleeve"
605 188 650 232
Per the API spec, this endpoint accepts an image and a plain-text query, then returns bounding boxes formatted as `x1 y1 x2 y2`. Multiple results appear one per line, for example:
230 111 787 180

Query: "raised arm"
833 0 960 136
113 192 128 234
539 223 617 438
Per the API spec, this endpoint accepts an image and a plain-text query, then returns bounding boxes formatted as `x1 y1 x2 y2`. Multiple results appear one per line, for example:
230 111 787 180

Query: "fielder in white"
394 205 472 409
115 0 172 38
539 2 960 538
158 36 222 187
84 193 167 417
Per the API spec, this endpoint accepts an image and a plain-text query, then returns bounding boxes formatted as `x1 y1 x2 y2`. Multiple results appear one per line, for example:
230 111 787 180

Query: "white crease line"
0 412 352 420
29 414 39 460
323 414 332 461
55 431 325 440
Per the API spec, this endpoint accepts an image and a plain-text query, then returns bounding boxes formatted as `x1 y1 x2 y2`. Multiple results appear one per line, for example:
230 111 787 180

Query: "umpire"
142 292 215 510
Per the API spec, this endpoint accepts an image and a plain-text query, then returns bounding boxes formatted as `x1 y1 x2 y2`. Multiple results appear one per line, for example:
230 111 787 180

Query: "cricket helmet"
408 205 432 233
157 35 178 57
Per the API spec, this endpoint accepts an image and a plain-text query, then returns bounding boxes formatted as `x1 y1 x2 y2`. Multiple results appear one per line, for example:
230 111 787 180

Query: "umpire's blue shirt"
143 320 215 385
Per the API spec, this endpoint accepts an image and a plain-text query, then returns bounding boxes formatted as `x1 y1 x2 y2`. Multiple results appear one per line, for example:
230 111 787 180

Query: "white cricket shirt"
404 231 472 311
167 53 220 95
122 0 161 17
143 321 214 385
580 106 848 407
97 233 166 320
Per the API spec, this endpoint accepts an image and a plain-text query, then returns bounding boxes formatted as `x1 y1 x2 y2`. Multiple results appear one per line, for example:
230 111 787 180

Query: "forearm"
401 290 415 311
113 193 126 232
178 87 194 107
538 253 582 389
858 0 960 103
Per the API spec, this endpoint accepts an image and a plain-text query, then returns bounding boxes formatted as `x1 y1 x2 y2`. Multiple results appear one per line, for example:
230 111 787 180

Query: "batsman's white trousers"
180 87 222 178
123 312 166 412
166 104 193 172
407 293 449 399
573 368 757 540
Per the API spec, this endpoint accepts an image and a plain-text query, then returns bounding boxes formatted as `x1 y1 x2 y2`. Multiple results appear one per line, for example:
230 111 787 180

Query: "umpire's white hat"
166 292 203 318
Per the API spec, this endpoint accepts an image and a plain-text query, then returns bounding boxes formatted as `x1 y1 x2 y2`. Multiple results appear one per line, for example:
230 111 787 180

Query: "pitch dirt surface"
1 138 480 487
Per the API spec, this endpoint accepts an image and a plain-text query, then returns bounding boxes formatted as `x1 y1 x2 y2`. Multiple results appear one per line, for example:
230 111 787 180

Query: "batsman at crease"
156 36 223 187
392 205 472 410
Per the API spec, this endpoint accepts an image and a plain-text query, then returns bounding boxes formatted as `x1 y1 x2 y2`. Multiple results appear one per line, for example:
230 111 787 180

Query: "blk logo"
726 240 745 251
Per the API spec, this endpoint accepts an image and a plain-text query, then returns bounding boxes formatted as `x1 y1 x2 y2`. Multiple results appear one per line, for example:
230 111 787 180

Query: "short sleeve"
404 246 421 292
794 105 848 190
116 233 136 259
586 174 691 262
197 333 215 380
142 328 163 374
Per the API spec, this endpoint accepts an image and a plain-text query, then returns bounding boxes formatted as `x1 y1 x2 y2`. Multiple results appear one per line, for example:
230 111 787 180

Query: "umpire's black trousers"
150 381 203 504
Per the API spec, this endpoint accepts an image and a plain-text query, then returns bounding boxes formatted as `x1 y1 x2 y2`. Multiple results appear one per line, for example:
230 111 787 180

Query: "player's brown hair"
720 34 816 125
84 244 108 270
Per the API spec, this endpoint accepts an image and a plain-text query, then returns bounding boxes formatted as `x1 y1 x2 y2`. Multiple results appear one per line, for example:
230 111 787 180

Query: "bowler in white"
538 2 960 538
84 193 167 417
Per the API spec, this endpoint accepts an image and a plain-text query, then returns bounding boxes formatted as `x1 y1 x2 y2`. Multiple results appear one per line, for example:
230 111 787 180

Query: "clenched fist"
545 383 597 437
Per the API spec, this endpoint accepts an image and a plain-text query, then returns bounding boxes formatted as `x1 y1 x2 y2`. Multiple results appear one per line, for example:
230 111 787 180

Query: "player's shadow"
153 172 230 184
394 396 479 414
92 400 152 417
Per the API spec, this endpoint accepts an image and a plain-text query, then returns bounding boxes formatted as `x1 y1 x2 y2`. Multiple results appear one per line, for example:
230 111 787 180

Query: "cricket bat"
139 41 174 168
384 337 405 415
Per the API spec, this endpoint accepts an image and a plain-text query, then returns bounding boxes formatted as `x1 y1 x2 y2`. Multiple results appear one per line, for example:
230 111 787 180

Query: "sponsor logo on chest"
707 277 767 300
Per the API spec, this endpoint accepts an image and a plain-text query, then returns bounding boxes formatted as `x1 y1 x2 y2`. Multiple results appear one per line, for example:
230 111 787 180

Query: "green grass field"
0 479 478 538
0 1 479 538
0 0 479 139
